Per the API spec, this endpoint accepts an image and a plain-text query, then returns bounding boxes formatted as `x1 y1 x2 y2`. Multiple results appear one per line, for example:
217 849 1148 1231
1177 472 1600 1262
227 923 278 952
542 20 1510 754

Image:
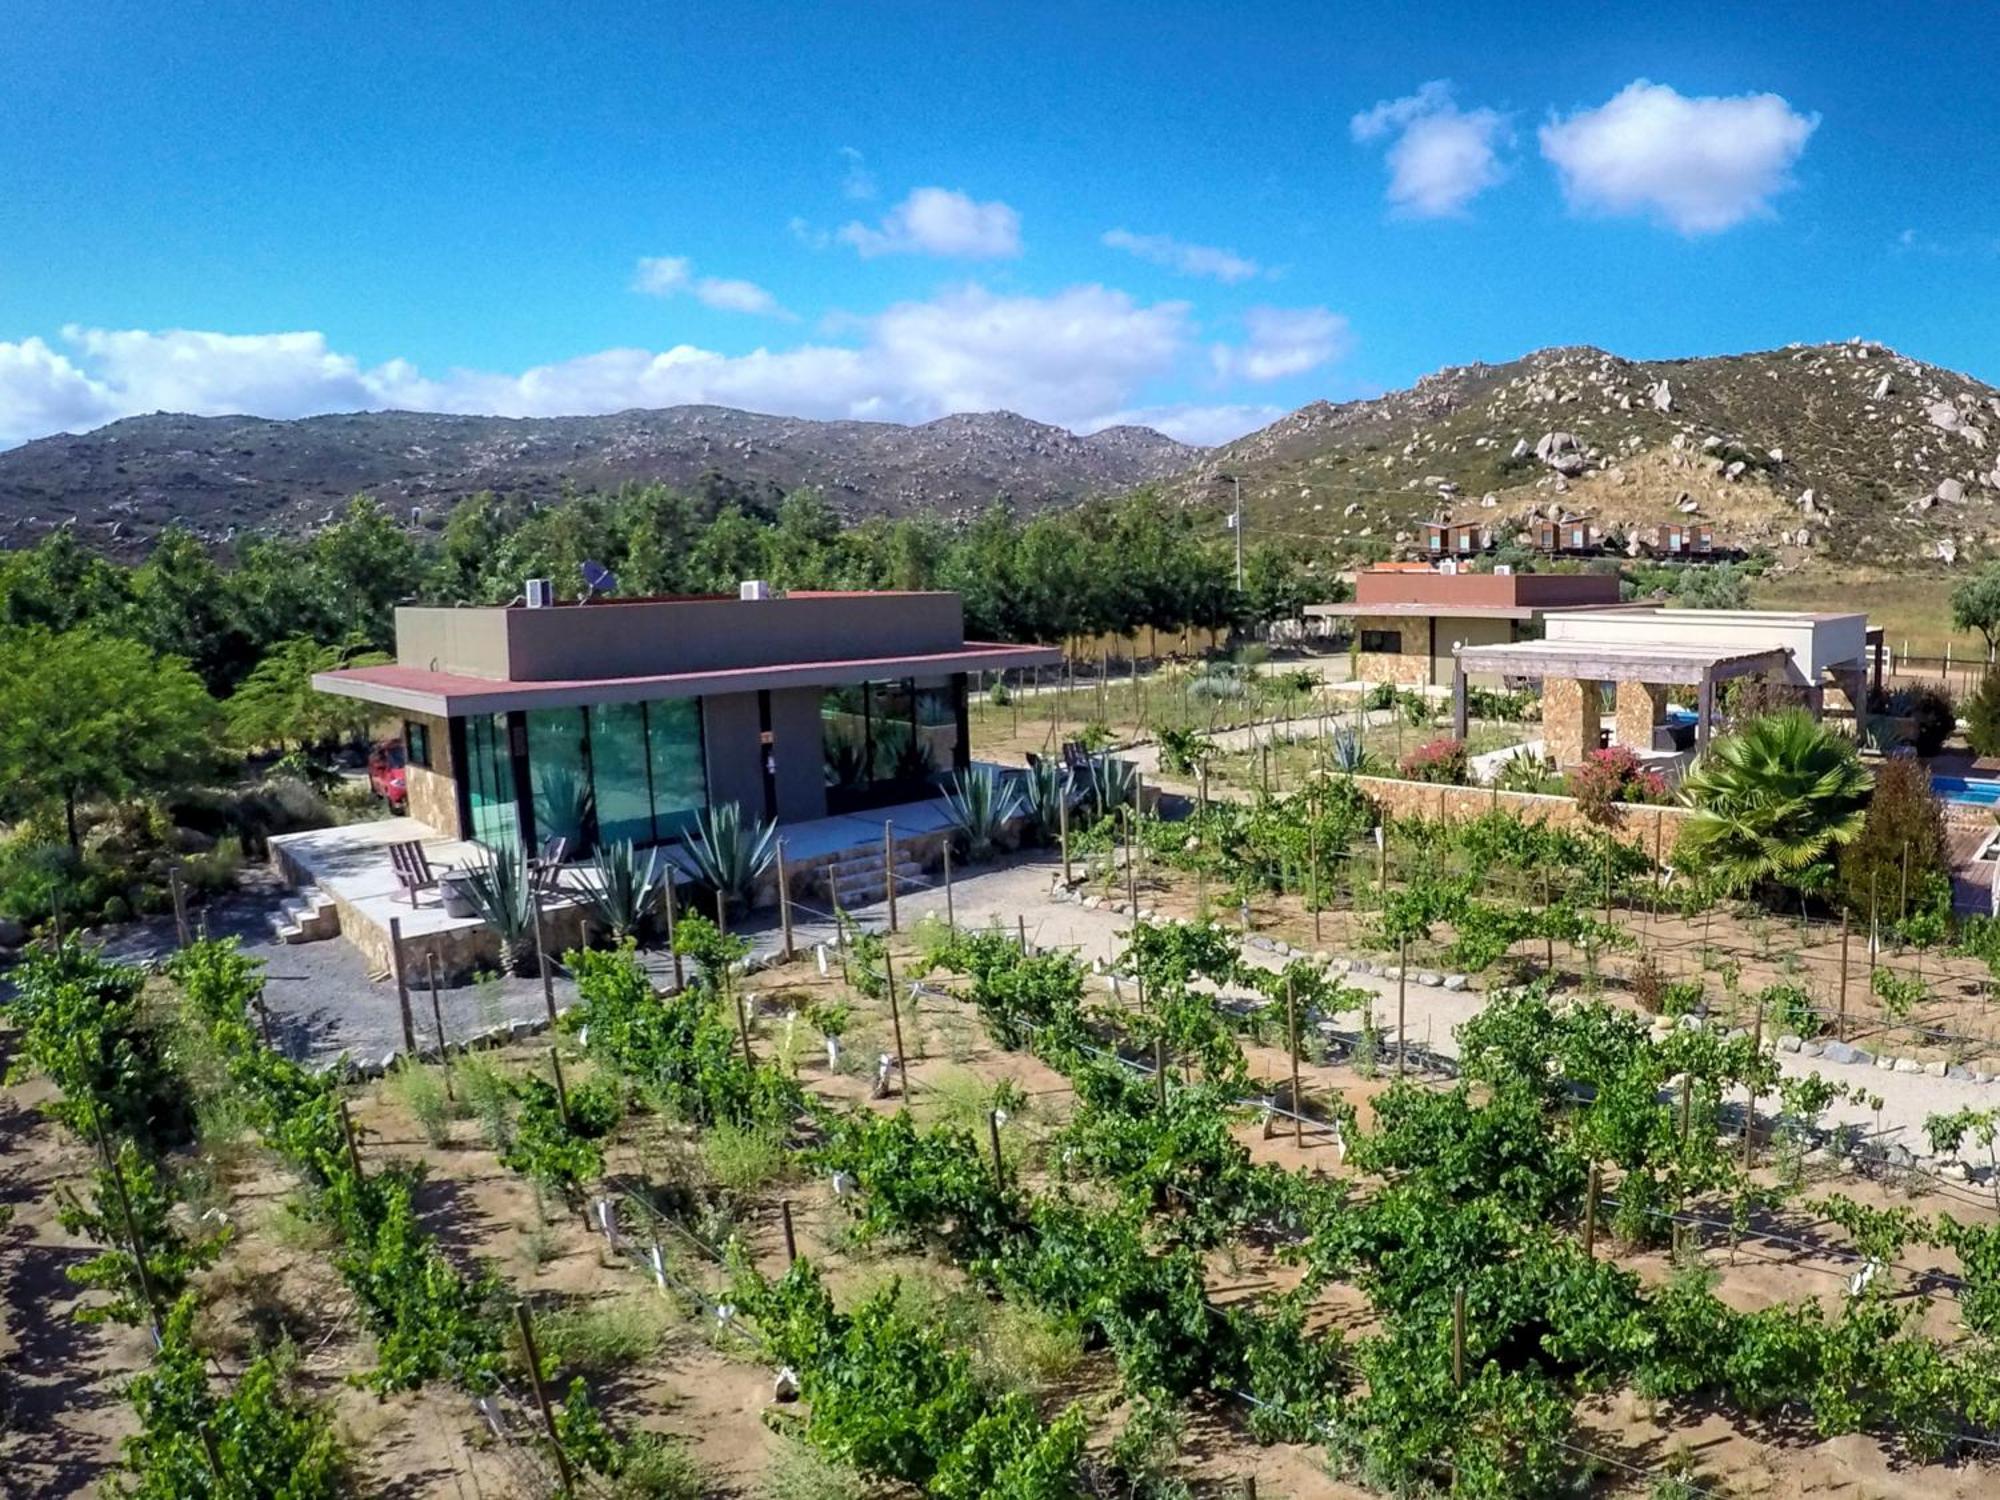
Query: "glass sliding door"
868 679 917 782
821 685 869 795
463 713 521 854
526 708 593 853
588 702 653 847
914 677 960 780
645 698 707 839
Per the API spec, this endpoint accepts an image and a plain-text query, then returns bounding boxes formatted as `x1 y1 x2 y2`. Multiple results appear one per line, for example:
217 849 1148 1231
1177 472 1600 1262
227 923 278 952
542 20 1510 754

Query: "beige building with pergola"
1449 608 1882 765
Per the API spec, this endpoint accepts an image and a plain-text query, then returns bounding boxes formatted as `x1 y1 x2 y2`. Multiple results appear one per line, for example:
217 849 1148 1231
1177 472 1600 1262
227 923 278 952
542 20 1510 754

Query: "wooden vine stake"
1837 906 1851 1043
1743 999 1765 1170
777 839 794 962
515 1303 576 1498
779 1199 798 1266
1154 1034 1169 1110
549 1046 570 1127
1452 1286 1467 1389
1584 1163 1601 1259
91 1109 164 1339
988 1109 1006 1187
1286 974 1303 1148
1396 934 1409 1077
884 948 910 1100
942 837 955 930
337 1099 366 1184
883 821 898 933
427 952 453 1102
663 876 683 990
388 916 418 1055
531 891 558 1028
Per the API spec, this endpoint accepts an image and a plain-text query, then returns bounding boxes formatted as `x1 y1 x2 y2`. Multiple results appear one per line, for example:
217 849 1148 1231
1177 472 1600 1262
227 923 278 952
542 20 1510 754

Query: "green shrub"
534 1292 674 1374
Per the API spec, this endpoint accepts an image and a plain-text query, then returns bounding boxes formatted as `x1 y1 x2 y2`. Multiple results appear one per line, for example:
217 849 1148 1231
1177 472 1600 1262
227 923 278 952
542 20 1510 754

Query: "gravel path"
33 853 2000 1161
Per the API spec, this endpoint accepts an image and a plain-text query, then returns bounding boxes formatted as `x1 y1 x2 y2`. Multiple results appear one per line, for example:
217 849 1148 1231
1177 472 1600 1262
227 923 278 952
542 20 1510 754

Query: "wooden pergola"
1450 639 1794 750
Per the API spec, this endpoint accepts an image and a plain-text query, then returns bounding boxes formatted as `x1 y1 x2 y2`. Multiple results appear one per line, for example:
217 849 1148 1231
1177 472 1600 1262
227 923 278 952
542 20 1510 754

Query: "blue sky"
1 0 1995 447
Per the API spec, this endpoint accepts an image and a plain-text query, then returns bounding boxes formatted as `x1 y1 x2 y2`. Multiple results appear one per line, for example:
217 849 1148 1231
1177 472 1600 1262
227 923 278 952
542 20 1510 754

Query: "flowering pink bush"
1399 737 1470 786
1565 746 1667 820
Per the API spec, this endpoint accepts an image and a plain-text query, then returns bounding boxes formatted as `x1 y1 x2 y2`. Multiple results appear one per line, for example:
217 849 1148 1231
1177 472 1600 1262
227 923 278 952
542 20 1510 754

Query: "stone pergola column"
1826 661 1868 730
1611 680 1666 752
1543 676 1601 765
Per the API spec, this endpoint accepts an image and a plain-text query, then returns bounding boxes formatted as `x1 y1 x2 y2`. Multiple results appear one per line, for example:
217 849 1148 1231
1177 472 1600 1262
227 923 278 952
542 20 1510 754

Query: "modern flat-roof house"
312 585 1062 857
1305 566 1624 688
1449 607 1883 765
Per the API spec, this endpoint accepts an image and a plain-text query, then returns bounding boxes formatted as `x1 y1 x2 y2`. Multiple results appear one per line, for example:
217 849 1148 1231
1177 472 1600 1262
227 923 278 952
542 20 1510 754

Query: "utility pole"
1220 473 1244 591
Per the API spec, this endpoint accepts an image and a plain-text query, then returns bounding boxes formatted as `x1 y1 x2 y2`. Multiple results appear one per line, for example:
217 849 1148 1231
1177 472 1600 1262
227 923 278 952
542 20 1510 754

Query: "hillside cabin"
1647 522 1717 558
1528 516 1601 555
1421 519 1492 558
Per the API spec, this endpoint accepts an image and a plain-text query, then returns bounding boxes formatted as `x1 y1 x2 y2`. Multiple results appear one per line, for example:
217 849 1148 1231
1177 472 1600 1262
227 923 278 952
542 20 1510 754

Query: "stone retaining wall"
1351 774 1694 854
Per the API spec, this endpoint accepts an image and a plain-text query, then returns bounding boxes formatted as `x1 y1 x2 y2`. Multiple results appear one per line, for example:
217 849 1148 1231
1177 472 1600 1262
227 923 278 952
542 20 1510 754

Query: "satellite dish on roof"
580 560 618 598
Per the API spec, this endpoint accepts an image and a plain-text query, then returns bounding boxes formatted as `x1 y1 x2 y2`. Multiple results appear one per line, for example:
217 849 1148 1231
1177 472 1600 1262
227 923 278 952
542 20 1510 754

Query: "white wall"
1542 609 1866 683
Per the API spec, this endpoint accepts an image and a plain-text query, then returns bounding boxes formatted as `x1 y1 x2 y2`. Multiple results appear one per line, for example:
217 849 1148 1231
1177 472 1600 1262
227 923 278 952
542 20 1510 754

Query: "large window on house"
869 679 916 781
914 678 959 776
646 699 706 839
463 713 519 853
588 702 652 847
527 709 593 853
821 684 869 793
822 676 962 812
506 698 709 855
1360 629 1402 654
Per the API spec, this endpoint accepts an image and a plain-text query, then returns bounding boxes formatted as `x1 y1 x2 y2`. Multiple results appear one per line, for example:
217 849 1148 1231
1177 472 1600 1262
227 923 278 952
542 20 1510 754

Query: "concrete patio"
268 791 970 981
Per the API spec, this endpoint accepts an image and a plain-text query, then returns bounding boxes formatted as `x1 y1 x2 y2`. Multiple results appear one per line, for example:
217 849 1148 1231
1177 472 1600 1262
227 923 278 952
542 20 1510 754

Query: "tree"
1952 563 2000 655
1967 668 2000 757
128 527 257 692
225 636 389 754
1839 756 1948 920
0 628 219 850
1677 710 1871 900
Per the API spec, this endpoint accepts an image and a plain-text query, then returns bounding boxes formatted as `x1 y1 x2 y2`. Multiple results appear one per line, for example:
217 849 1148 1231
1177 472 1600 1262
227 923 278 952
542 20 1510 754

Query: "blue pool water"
1933 775 2000 807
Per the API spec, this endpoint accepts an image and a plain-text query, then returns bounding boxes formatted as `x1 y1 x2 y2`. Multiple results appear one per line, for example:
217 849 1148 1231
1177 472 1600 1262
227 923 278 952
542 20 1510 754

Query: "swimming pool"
1933 775 2000 807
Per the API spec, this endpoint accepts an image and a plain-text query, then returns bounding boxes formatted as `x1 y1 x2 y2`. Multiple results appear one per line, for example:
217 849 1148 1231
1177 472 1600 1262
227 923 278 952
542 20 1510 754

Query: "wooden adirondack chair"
388 840 450 904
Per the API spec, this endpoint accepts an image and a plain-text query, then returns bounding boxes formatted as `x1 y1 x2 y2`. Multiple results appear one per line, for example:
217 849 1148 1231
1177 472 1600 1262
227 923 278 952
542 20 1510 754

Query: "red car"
368 741 408 812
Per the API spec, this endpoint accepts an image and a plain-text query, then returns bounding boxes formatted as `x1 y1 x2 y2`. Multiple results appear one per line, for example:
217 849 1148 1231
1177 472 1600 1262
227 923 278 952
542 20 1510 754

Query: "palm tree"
1677 709 1871 898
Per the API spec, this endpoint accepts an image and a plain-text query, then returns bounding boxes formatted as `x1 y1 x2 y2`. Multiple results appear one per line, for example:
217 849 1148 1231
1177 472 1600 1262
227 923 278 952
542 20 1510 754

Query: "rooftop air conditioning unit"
739 579 773 601
525 578 553 608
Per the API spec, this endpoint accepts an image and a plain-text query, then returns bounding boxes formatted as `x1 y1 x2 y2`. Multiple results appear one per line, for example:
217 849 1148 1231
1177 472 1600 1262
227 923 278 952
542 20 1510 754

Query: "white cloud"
1538 80 1818 235
61 326 379 417
631 256 692 296
632 256 792 318
1101 228 1261 283
838 146 876 201
1350 80 1509 217
838 187 1022 259
0 337 119 443
1210 306 1352 383
1 285 1204 444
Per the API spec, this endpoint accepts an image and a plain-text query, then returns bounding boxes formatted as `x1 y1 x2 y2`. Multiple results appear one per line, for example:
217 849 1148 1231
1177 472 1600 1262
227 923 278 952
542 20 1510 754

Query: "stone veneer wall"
403 711 461 838
1612 681 1666 752
1542 676 1601 765
1352 615 1432 688
1351 774 1694 855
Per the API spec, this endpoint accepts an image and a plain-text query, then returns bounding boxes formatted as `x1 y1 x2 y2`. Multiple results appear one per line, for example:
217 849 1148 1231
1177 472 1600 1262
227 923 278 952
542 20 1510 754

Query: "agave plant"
1678 708 1871 899
534 765 596 849
940 765 1025 861
461 848 536 975
1082 755 1139 820
1326 725 1367 774
1019 760 1069 845
824 736 868 789
686 801 779 912
583 839 666 944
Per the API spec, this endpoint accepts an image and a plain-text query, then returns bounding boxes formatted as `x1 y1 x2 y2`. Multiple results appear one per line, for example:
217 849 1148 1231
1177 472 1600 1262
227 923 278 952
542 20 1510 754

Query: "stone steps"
270 886 339 944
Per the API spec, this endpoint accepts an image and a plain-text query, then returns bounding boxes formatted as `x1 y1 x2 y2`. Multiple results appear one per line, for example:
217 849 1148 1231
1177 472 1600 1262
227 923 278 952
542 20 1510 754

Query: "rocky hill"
0 406 1201 551
1174 341 2000 568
